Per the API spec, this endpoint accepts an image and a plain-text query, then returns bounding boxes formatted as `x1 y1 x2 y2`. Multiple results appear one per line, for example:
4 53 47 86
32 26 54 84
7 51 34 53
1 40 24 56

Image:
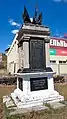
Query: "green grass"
0 83 67 119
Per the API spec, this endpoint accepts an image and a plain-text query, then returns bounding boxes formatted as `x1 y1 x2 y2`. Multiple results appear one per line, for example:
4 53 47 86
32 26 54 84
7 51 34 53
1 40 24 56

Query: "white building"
6 35 67 75
50 37 67 75
6 34 19 74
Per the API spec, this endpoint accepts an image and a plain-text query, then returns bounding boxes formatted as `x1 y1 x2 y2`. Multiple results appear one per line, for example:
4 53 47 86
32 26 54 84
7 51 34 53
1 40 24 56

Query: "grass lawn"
0 83 67 119
55 83 67 100
0 85 15 97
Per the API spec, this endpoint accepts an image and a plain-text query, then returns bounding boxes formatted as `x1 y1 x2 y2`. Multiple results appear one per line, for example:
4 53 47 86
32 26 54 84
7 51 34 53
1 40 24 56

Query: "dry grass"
0 85 15 119
0 85 16 97
0 84 67 119
55 83 67 100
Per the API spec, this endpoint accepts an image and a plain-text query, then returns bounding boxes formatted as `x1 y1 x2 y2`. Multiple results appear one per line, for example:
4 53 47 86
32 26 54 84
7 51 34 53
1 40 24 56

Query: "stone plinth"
17 24 50 71
11 72 64 108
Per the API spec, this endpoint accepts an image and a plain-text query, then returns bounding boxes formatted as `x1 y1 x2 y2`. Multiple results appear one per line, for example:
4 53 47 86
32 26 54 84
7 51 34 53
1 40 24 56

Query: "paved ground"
9 105 49 116
49 102 65 109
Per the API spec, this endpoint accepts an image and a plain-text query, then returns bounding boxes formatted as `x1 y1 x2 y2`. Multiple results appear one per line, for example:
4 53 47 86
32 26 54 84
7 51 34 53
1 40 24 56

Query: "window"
63 61 66 63
59 61 62 63
59 61 66 63
50 60 56 63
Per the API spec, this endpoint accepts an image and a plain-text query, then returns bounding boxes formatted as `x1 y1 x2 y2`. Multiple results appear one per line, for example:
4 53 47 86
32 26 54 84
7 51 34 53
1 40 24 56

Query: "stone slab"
32 105 49 111
3 95 15 108
9 108 27 116
6 101 15 108
8 107 17 110
9 105 49 116
3 96 11 103
49 102 65 109
62 101 67 105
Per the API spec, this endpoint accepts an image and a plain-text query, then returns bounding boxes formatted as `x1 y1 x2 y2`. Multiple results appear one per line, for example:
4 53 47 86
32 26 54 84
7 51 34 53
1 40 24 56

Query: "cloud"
64 0 67 2
59 35 63 38
8 44 11 47
8 19 21 27
53 0 67 2
53 0 62 2
11 30 19 34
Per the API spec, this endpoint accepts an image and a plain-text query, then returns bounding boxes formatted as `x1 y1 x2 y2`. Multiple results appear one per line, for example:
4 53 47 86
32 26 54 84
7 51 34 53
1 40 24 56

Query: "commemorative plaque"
30 77 48 91
29 38 46 70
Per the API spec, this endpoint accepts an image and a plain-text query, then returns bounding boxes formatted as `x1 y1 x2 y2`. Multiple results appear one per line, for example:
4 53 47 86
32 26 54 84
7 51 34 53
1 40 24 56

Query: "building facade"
50 37 67 75
0 53 7 74
0 53 7 69
6 34 19 74
6 35 67 75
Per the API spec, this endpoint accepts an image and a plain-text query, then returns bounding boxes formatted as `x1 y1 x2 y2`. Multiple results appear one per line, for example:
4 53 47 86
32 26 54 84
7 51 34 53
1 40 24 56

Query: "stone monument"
11 6 64 108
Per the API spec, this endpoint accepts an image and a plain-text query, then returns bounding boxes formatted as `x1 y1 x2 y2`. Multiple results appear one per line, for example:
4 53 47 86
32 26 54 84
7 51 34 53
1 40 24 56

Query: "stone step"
44 95 64 103
44 94 64 100
49 102 65 109
17 101 43 108
11 92 64 108
17 95 64 108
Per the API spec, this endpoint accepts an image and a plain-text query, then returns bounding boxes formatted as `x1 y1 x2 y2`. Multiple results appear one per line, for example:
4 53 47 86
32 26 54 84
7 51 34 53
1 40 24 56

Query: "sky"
0 0 67 52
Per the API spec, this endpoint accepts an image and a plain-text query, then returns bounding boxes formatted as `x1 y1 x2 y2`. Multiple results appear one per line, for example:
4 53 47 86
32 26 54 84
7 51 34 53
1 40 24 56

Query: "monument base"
11 72 64 108
11 89 64 108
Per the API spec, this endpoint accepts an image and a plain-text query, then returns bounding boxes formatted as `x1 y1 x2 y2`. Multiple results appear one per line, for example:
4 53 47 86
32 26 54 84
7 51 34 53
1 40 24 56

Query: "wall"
50 37 67 75
7 34 19 74
18 46 24 69
50 55 67 63
50 37 67 63
50 63 67 75
0 54 7 69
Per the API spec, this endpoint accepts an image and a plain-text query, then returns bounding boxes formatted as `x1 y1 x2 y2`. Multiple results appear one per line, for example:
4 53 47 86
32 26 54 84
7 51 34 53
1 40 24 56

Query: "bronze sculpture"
22 5 42 25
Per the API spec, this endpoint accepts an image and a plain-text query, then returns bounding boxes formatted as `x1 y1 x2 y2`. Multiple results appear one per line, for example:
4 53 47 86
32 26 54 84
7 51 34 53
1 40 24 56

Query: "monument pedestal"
4 7 64 110
11 72 64 108
10 12 64 109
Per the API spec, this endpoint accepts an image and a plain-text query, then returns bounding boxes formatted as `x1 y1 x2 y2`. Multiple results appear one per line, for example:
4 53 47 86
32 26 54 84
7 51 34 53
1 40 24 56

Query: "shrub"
53 75 65 83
